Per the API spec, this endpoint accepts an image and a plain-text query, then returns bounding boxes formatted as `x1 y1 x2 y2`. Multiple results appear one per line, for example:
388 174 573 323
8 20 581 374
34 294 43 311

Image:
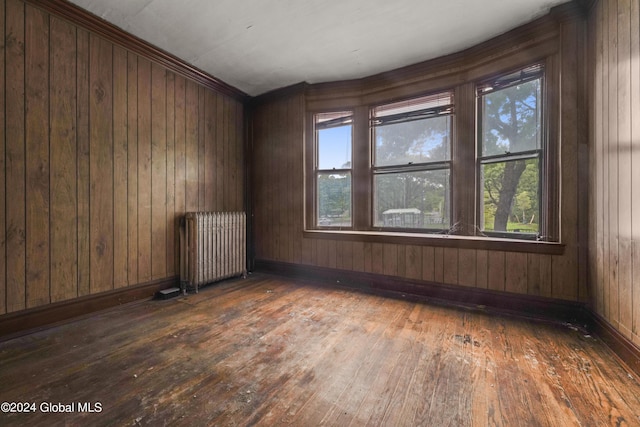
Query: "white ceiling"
68 0 570 96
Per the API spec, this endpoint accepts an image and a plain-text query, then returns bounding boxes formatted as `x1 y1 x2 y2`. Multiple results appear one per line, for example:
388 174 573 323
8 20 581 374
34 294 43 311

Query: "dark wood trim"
254 260 587 325
589 312 640 377
26 0 248 102
352 106 371 229
302 230 565 255
0 276 178 342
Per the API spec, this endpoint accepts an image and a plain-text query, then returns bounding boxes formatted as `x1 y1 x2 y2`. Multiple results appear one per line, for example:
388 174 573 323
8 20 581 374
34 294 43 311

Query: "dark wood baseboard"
589 312 640 377
254 260 589 326
0 277 178 342
254 259 640 378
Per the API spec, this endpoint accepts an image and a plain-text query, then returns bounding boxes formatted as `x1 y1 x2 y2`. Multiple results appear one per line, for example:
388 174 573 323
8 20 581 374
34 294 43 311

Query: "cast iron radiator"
180 211 247 293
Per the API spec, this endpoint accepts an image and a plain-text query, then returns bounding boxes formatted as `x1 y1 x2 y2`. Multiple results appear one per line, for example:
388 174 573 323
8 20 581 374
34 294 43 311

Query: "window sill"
302 229 564 255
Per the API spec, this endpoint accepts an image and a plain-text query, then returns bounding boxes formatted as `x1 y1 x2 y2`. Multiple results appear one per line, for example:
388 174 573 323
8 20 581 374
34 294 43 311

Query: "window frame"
370 92 455 233
476 64 546 241
312 111 355 230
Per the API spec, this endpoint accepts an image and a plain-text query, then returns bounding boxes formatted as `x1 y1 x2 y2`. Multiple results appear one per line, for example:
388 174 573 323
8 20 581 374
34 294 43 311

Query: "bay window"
306 62 557 244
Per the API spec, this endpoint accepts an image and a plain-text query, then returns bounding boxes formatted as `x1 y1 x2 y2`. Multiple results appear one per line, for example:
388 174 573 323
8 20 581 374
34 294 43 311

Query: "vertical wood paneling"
458 249 476 287
151 63 167 280
600 0 610 315
0 0 5 314
372 243 384 275
487 251 505 292
634 241 640 345
539 254 553 298
0 3 245 316
631 0 640 343
527 254 541 296
113 47 128 288
335 241 344 270
89 35 113 294
396 245 405 277
433 247 444 283
137 58 152 283
505 252 527 295
198 88 205 211
166 73 176 276
25 5 50 307
5 0 26 312
560 17 581 301
405 245 422 280
616 0 633 338
383 244 398 277
342 241 353 271
174 76 186 274
76 28 90 297
50 16 78 302
285 97 294 262
127 52 139 286
363 242 372 273
174 76 186 212
587 2 604 313
442 248 458 285
607 0 619 328
234 98 242 212
204 91 215 211
476 250 488 289
352 241 364 272
216 94 225 211
327 240 337 269
589 0 640 344
421 247 434 282
185 81 199 212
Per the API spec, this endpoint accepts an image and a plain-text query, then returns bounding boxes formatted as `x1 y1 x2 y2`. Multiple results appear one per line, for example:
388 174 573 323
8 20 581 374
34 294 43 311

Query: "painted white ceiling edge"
68 0 570 96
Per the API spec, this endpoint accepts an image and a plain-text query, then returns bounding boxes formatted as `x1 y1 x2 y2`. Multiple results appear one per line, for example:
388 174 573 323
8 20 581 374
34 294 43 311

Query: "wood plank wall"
0 0 244 315
588 0 640 346
251 12 587 303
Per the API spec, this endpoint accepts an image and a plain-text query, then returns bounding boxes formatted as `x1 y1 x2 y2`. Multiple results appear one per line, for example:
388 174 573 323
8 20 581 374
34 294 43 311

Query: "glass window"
371 93 453 230
477 65 543 237
314 112 353 227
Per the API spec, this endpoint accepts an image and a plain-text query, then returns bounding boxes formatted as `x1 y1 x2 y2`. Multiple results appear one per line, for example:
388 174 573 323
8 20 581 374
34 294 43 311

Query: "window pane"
374 170 450 229
481 78 541 156
318 125 352 170
317 172 351 227
481 158 539 234
374 116 450 166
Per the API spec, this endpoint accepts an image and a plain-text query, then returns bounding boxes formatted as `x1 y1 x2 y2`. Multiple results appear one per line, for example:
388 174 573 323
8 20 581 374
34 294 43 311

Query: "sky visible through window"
318 125 351 170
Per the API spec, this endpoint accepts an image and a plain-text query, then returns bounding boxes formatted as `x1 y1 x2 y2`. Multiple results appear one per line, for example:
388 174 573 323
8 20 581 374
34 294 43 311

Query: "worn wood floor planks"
0 274 639 426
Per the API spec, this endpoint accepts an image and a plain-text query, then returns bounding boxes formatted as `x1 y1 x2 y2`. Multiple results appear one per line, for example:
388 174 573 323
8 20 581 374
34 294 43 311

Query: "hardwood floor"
1 274 639 426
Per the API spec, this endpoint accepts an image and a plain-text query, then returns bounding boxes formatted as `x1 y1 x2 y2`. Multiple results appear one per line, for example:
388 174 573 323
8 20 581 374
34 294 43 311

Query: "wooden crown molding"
26 0 249 102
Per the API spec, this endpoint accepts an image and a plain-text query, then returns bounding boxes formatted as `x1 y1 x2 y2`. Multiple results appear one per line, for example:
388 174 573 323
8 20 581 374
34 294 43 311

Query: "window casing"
371 93 454 231
477 64 544 240
306 62 558 244
314 112 353 228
